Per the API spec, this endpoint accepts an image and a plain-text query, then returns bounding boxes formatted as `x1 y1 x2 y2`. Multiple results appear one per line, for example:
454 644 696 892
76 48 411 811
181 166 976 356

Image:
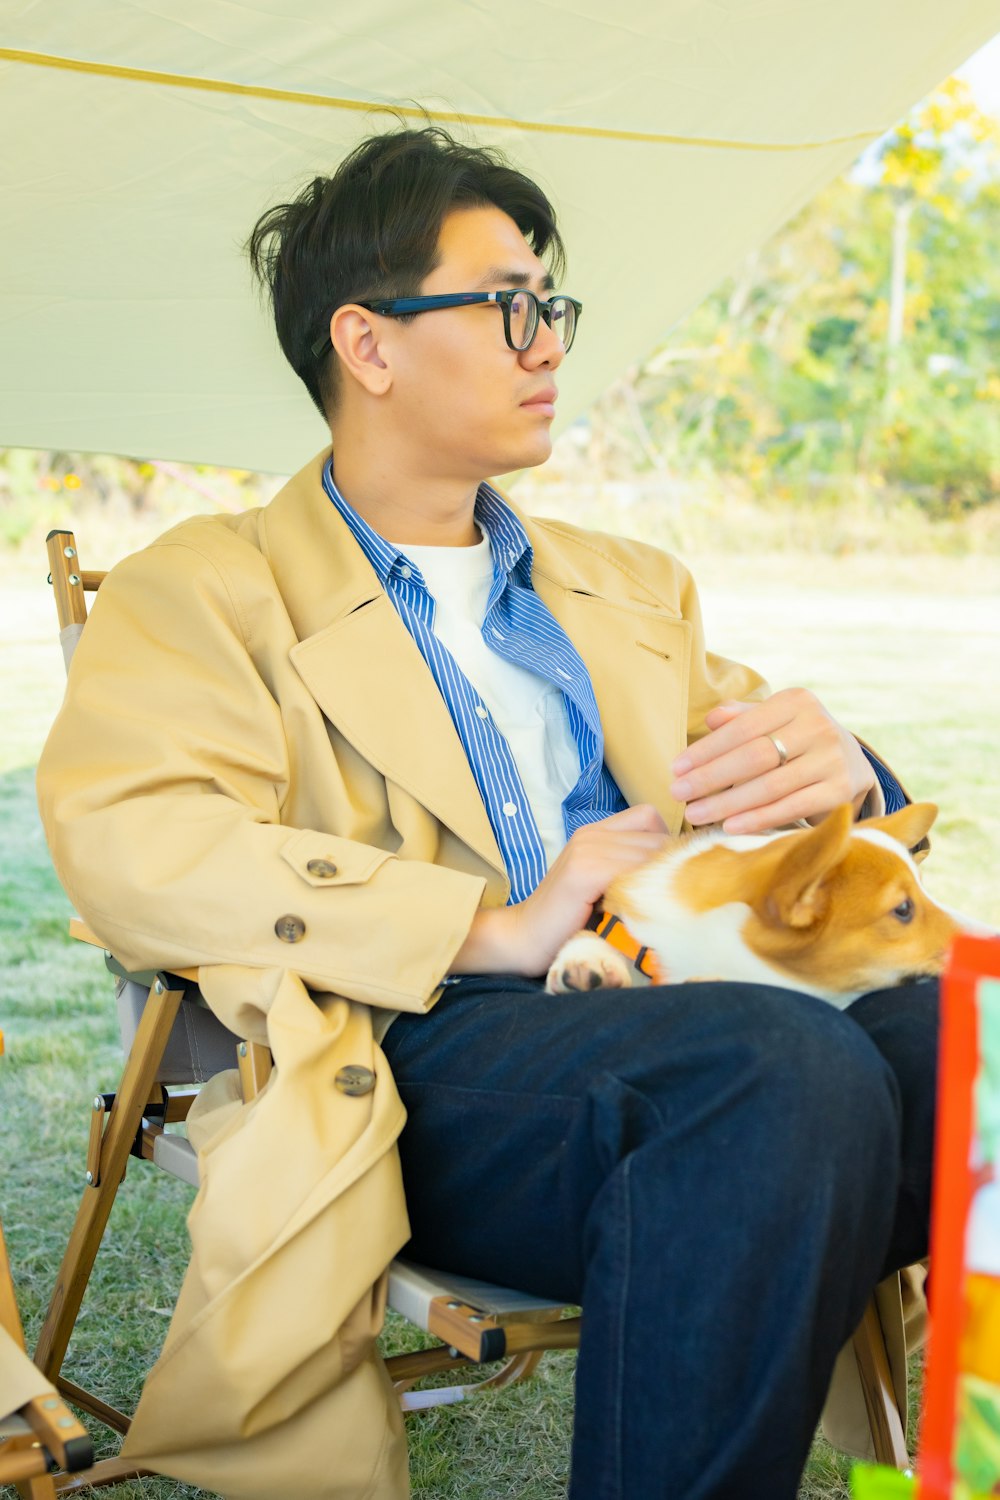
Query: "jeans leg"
847 975 938 1277
383 978 909 1500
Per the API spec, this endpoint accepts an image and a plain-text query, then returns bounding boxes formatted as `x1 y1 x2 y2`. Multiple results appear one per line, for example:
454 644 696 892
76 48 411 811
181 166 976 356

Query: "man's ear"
328 305 391 397
862 801 938 852
764 804 854 930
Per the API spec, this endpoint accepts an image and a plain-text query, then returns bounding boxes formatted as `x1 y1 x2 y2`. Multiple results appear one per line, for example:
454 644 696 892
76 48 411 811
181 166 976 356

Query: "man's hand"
669 688 876 835
451 804 671 979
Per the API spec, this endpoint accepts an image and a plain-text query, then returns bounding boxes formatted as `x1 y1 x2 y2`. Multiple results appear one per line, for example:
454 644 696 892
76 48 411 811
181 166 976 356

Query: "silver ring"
767 733 789 767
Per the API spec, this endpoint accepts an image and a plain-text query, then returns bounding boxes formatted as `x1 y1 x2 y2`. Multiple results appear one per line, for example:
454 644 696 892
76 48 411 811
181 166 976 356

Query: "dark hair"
246 120 566 420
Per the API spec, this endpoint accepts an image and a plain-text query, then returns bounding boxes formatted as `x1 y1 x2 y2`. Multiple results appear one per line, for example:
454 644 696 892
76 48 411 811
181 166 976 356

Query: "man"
38 125 936 1498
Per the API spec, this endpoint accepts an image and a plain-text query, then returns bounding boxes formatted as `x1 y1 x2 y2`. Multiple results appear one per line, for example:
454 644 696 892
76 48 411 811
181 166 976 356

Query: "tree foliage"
584 78 1000 511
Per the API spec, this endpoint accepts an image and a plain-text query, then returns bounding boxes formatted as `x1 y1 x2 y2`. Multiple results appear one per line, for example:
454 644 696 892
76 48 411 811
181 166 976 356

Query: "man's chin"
488 437 553 479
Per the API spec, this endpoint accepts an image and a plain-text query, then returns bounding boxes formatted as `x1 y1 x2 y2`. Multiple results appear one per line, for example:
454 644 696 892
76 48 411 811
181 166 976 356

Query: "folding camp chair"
32 527 911 1491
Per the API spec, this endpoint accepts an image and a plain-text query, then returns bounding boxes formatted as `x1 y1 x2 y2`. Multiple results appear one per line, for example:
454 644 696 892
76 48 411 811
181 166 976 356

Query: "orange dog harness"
586 909 665 985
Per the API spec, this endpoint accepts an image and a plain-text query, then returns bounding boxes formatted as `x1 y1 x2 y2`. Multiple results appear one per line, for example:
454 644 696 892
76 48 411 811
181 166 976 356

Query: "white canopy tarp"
2 1 999 474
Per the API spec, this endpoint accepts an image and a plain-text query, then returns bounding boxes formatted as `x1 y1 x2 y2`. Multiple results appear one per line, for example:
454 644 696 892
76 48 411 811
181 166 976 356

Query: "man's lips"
520 387 558 413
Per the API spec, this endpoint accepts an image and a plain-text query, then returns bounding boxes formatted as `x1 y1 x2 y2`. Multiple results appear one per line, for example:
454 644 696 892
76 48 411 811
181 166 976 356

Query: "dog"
546 802 985 1009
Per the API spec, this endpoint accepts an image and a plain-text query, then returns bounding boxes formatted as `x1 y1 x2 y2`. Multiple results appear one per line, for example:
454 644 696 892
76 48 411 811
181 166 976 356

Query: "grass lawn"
1 542 998 1499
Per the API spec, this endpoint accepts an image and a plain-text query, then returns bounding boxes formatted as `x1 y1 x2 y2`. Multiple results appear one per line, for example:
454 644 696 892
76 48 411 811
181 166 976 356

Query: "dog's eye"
892 898 914 923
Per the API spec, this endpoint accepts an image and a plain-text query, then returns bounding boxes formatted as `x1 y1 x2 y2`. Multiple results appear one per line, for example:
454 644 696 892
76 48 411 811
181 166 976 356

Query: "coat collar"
260 451 690 880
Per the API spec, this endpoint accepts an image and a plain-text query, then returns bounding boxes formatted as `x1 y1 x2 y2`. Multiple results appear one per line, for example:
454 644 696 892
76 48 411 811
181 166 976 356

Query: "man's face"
380 203 567 481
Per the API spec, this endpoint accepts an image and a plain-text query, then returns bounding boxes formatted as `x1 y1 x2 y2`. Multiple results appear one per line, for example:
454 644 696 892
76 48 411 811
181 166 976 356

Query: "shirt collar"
475 481 533 585
321 458 398 587
322 457 533 590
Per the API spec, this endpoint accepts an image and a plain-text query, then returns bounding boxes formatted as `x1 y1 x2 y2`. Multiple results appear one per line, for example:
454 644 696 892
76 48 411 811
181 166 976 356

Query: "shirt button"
399 564 412 579
475 705 489 720
491 627 504 640
502 801 518 817
275 914 306 943
306 859 338 878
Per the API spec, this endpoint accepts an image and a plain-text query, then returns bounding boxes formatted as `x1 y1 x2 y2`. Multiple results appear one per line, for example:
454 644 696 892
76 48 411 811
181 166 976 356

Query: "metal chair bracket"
85 1088 172 1188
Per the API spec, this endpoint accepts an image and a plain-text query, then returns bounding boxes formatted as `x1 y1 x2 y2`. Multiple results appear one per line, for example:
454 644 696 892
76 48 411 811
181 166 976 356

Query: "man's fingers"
674 735 793 806
674 703 792 779
597 803 669 833
671 688 870 832
719 786 835 835
674 690 821 777
684 766 801 826
576 834 673 864
703 700 753 731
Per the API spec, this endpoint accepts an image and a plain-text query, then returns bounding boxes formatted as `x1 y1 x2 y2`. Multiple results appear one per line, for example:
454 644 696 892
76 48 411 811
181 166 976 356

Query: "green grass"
3 545 998 1498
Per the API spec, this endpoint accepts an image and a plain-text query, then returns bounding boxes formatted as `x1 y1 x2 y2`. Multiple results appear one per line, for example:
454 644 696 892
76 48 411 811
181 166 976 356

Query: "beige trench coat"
36 450 923 1496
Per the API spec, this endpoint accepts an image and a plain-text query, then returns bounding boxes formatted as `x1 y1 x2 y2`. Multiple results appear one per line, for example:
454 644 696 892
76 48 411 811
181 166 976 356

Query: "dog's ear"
862 801 938 852
764 804 855 930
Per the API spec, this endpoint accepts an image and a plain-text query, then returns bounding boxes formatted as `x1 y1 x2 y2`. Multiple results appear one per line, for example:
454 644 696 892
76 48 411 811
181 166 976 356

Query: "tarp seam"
0 46 885 151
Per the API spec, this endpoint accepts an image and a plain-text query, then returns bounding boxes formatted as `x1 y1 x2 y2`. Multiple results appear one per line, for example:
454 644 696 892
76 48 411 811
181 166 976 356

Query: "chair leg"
472 1349 545 1390
388 1307 573 1411
390 1348 547 1412
53 1457 154 1493
34 979 185 1387
1 1230 26 1354
852 1295 911 1470
14 1468 58 1499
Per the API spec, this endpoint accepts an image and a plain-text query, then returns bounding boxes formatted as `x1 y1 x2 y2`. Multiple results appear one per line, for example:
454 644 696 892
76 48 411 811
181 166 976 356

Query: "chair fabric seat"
115 975 241 1085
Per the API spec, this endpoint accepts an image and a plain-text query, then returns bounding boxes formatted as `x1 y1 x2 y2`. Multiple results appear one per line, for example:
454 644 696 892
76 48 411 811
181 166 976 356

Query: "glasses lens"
507 291 538 350
548 297 577 352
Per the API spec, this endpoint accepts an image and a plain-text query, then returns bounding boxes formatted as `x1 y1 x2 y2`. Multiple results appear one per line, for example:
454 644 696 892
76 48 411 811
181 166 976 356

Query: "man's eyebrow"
475 267 556 293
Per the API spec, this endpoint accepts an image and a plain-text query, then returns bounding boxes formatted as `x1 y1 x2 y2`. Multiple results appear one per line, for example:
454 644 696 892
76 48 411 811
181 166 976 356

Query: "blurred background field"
1 66 999 1500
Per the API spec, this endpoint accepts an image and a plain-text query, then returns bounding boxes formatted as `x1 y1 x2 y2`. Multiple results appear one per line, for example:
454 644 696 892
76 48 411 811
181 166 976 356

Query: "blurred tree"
877 77 1000 412
579 77 1000 511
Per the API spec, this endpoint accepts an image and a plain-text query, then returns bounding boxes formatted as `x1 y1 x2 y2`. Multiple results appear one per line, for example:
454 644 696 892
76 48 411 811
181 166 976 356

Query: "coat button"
306 858 339 878
275 914 306 943
335 1065 375 1096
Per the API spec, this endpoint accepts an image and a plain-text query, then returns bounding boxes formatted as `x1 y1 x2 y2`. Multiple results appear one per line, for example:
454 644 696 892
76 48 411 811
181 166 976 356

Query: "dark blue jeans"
381 974 938 1500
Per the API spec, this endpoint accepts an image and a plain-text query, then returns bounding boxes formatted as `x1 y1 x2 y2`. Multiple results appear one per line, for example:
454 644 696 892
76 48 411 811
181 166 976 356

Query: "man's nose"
520 314 566 370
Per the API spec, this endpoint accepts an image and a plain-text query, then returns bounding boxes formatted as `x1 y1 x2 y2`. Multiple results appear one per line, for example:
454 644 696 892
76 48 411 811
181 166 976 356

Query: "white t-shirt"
400 527 580 871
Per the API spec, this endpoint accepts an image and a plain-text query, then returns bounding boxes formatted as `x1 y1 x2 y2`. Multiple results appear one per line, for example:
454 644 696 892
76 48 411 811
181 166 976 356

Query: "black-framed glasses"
310 289 582 360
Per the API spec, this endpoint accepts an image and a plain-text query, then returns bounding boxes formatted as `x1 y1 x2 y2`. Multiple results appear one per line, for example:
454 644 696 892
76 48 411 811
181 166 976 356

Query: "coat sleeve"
36 540 486 1014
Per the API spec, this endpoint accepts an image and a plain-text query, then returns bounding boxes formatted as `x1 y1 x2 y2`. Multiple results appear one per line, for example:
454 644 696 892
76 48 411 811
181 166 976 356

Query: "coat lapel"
524 515 692 837
289 600 503 872
260 454 504 875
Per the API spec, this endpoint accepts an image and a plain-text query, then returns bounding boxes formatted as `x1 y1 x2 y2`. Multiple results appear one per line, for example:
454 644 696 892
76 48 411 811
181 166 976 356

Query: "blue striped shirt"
322 459 628 903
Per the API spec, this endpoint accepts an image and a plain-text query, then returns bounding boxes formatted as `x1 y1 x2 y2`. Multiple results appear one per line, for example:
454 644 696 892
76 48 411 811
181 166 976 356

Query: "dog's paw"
546 933 634 994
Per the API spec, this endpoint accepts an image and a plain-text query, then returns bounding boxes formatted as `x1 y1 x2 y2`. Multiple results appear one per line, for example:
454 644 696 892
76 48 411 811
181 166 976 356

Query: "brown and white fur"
547 803 990 1009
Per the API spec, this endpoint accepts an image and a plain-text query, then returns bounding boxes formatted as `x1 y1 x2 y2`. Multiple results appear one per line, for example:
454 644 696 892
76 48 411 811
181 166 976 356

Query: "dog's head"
733 801 959 996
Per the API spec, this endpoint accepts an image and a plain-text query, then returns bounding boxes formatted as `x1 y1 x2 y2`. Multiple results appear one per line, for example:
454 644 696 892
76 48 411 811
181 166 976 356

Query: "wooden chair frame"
29 527 911 1491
